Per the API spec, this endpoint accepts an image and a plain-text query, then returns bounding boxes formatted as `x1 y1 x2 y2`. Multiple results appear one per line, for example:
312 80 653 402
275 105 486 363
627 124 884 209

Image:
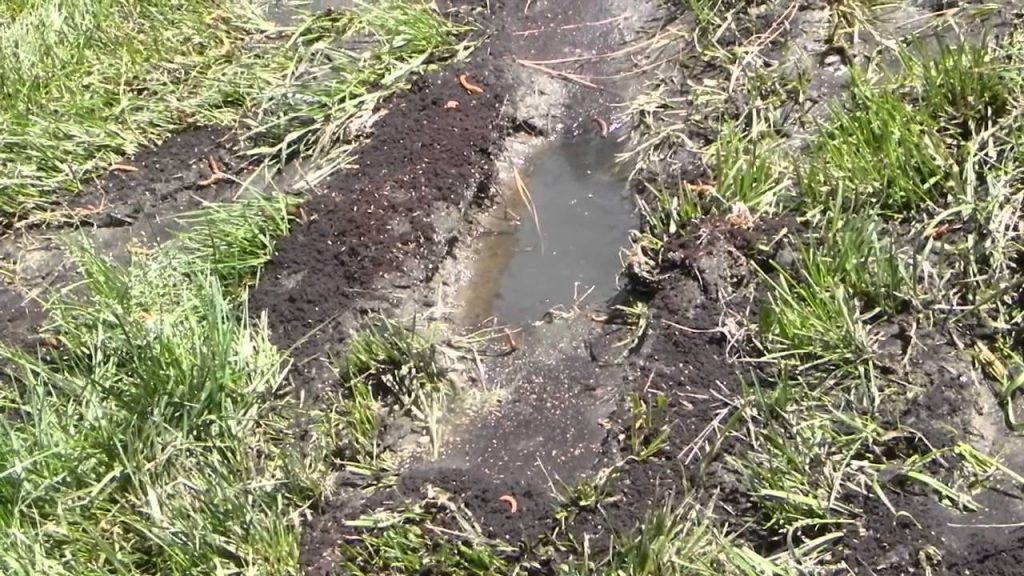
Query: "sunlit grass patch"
631 121 787 246
735 32 1024 567
565 497 801 575
757 256 880 384
0 193 350 574
728 368 1016 547
710 123 789 216
898 37 1024 144
337 317 452 463
339 501 513 575
244 2 473 182
735 387 865 532
0 0 273 219
172 193 302 294
0 255 313 573
799 81 951 218
615 4 1024 572
0 0 471 221
754 221 911 386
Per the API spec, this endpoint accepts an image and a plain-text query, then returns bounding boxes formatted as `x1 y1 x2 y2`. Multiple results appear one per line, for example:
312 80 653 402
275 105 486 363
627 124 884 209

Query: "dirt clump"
71 126 244 230
247 59 507 387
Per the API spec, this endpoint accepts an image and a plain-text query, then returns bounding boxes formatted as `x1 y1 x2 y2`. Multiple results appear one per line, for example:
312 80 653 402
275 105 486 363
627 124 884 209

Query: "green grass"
566 498 796 575
172 194 302 294
898 37 1021 143
627 393 671 461
0 2 479 572
243 2 472 180
0 1 485 573
623 10 1024 573
339 316 452 463
747 31 1024 542
0 0 470 222
0 0 270 218
12 2 1024 575
0 196 325 574
799 80 952 218
338 502 512 575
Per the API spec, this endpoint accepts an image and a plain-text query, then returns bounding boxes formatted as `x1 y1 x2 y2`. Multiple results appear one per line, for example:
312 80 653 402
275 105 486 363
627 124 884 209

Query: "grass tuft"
172 193 301 294
341 317 451 460
244 2 473 182
899 38 1022 144
339 500 512 575
0 0 271 219
567 497 793 575
1 0 471 221
799 80 951 218
0 231 327 574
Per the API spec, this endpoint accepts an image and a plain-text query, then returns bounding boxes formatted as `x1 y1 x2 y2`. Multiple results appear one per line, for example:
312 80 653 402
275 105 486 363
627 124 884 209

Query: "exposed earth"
4 0 1024 574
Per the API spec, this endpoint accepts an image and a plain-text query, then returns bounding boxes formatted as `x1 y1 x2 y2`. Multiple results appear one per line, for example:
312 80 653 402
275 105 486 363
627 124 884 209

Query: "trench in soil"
414 134 641 490
13 1 1024 574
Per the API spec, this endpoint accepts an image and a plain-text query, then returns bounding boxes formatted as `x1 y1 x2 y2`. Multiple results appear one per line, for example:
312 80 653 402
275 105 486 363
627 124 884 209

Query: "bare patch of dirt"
70 126 244 231
247 59 507 370
0 127 251 354
0 282 46 352
250 0 661 570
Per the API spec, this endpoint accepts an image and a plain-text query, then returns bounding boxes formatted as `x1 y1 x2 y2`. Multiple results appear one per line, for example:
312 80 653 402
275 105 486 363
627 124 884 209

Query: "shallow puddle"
461 138 636 326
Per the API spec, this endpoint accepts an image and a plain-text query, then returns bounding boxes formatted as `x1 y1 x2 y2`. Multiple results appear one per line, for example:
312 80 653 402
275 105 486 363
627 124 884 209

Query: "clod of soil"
248 60 506 379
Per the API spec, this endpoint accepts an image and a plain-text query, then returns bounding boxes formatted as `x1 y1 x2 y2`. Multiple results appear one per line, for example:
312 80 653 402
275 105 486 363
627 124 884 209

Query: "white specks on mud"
411 0 660 485
434 318 619 482
510 68 568 134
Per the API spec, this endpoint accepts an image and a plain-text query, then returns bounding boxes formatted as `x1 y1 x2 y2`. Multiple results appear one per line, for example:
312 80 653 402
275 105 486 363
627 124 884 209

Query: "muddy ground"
4 0 1024 574
0 127 244 349
276 0 1024 573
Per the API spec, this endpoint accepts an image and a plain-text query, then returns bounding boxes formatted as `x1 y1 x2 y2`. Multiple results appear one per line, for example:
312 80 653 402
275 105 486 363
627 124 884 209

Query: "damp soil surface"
280 1 1024 574
0 127 248 352
5 0 1024 574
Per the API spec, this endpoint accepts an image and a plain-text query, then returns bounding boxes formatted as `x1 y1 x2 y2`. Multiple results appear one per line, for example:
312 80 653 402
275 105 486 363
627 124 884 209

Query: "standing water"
461 137 636 326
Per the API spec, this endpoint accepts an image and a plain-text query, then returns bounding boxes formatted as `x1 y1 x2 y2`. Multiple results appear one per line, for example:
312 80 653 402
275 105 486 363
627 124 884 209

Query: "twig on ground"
517 41 650 65
512 15 628 36
197 155 230 187
513 166 544 253
515 59 601 90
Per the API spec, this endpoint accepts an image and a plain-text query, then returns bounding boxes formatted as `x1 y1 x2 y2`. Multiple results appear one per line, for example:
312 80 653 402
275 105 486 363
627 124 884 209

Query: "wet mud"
5 0 1024 574
248 57 507 370
280 0 657 571
0 127 248 351
459 137 635 326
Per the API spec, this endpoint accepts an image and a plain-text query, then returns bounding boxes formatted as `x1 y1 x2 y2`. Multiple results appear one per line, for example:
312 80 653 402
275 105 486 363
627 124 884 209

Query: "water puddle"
460 138 636 326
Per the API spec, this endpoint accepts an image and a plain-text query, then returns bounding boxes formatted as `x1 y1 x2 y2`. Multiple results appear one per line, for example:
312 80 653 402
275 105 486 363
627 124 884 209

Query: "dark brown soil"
257 0 1024 573
70 126 244 231
842 328 1024 576
0 126 247 355
5 0 1023 574
248 58 506 366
